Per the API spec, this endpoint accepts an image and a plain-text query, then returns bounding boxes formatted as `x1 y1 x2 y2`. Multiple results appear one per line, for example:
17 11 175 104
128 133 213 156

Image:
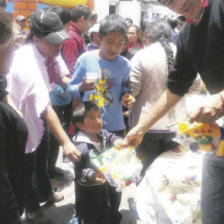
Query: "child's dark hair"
72 101 100 126
70 4 91 23
48 6 71 25
99 14 128 40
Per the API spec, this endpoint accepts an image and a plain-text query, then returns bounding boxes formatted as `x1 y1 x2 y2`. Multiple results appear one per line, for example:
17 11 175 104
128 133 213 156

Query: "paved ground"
40 149 141 224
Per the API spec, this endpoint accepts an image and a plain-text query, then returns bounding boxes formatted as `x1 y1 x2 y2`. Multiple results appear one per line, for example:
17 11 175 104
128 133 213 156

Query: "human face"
78 108 103 135
0 40 14 75
79 16 90 33
33 36 62 57
100 32 126 60
128 27 139 46
159 0 204 20
125 19 132 29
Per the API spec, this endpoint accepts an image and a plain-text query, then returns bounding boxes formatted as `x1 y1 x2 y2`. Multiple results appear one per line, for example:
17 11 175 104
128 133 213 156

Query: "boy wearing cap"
7 10 80 223
86 23 100 51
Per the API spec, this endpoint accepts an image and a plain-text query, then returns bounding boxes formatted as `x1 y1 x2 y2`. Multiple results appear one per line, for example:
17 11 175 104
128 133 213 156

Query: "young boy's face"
78 108 103 134
100 32 126 60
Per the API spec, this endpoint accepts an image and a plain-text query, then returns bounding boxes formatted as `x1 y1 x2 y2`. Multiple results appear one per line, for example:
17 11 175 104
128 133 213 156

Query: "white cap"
16 15 26 22
89 23 100 33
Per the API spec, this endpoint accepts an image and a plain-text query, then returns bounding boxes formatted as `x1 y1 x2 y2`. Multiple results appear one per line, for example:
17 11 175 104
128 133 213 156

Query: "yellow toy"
168 120 224 157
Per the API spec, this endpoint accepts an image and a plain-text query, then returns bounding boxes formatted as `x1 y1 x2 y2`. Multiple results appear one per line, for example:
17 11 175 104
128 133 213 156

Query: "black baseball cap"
30 10 69 45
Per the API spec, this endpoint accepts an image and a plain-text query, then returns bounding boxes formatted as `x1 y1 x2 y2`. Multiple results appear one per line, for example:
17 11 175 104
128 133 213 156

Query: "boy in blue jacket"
68 14 134 137
72 101 124 224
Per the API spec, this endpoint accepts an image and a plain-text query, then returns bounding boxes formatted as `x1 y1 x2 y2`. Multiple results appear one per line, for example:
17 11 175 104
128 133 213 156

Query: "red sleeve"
62 39 79 73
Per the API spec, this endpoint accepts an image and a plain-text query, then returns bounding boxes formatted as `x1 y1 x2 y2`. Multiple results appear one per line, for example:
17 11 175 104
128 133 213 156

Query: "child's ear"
76 122 84 130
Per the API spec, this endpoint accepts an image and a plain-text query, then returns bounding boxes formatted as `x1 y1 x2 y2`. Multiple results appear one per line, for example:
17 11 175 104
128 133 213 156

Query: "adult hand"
62 141 81 162
125 126 145 148
121 92 135 108
113 138 128 149
79 77 96 93
189 93 224 123
92 171 106 184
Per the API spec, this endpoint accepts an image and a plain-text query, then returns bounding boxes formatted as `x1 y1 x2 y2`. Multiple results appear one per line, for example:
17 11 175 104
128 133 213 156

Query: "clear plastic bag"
90 146 142 192
167 119 224 157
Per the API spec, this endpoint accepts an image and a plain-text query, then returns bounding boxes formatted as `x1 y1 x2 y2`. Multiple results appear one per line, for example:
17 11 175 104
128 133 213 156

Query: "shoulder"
77 51 97 63
116 55 130 65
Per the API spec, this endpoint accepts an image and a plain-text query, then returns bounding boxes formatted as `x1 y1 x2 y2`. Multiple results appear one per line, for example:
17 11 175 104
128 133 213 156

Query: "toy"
167 119 224 157
88 69 113 108
90 146 142 192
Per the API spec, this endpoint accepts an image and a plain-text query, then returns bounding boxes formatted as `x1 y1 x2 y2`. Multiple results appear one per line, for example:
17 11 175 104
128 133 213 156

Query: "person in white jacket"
129 19 201 174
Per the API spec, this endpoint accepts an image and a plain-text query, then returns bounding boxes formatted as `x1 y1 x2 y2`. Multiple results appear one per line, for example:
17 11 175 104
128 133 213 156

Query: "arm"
129 51 143 98
61 39 79 73
126 89 182 147
44 105 80 161
75 144 105 184
67 61 96 99
3 94 23 118
189 91 224 123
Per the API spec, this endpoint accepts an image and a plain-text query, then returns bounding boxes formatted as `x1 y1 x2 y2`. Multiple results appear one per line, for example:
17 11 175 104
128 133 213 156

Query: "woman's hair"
99 14 128 40
48 6 71 25
0 8 14 47
72 101 100 126
128 25 142 44
144 19 174 74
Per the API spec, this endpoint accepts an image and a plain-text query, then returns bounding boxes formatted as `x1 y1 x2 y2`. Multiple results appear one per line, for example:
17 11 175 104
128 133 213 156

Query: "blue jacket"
67 50 131 131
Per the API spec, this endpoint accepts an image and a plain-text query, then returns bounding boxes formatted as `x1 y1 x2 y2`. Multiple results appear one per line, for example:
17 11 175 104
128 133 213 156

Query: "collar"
73 131 103 152
186 0 209 25
69 21 82 35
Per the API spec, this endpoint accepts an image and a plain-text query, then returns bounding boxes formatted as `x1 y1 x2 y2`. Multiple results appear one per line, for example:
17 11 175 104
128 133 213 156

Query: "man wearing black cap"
7 10 80 223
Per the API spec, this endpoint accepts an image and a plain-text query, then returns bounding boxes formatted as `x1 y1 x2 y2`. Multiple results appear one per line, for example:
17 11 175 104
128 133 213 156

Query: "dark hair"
99 14 127 40
0 8 13 46
48 6 71 25
167 19 177 30
70 4 91 23
144 19 174 74
125 18 133 25
177 15 186 23
0 0 7 9
72 101 100 126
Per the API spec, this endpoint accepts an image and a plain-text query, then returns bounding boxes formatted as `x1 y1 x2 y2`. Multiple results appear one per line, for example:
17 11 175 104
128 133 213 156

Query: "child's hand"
121 92 135 108
113 139 128 149
92 171 106 184
79 77 96 93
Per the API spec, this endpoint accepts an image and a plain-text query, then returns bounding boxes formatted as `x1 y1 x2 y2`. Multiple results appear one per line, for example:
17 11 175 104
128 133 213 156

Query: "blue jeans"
201 153 224 224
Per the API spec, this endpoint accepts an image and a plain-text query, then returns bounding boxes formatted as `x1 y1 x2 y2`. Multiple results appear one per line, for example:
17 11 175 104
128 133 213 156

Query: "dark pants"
25 127 53 212
76 183 122 224
136 132 178 177
48 103 72 174
201 152 224 224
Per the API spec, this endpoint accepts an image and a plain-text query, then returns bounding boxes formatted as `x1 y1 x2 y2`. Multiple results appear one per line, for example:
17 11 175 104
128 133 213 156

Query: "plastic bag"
167 119 224 157
90 146 142 192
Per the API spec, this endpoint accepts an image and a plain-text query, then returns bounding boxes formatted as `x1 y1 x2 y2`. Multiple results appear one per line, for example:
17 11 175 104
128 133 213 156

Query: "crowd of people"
1 0 224 223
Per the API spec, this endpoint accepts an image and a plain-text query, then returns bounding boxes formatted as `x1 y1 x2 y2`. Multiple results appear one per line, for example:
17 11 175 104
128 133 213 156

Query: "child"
67 14 135 137
72 101 123 224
